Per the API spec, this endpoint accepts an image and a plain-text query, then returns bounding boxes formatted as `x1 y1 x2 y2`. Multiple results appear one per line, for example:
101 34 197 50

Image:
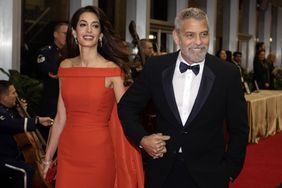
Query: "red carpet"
230 131 282 188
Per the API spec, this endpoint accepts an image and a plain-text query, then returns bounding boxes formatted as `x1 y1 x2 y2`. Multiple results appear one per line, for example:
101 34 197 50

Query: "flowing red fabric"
56 67 144 188
109 104 144 188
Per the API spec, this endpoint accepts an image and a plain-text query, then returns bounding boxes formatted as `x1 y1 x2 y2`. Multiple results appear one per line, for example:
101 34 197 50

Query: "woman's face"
258 51 265 61
219 50 227 61
74 12 103 47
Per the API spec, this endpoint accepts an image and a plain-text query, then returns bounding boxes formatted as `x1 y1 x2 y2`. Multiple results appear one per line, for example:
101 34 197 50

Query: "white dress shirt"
172 52 205 126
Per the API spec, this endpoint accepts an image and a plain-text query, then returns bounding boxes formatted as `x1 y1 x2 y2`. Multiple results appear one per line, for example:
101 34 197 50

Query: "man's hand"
16 99 28 117
140 133 170 159
48 72 58 79
39 117 54 126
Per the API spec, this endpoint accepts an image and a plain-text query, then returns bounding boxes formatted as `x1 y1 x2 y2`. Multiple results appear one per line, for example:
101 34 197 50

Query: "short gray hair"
174 8 209 32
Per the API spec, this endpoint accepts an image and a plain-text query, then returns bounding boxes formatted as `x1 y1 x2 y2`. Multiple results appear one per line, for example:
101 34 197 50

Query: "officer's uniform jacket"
0 105 37 160
36 42 62 118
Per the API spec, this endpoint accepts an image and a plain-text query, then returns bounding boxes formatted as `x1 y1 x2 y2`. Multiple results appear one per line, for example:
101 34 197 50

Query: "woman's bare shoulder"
105 60 119 68
60 57 79 68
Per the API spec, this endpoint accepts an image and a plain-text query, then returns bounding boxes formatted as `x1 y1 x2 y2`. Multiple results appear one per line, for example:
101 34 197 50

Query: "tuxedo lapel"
162 59 183 126
184 59 215 128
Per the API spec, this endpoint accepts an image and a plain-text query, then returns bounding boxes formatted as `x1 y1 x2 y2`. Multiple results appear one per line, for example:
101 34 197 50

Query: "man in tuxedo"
118 7 249 188
232 51 246 82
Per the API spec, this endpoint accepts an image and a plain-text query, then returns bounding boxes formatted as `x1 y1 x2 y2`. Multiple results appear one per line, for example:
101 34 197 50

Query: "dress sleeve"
109 104 144 188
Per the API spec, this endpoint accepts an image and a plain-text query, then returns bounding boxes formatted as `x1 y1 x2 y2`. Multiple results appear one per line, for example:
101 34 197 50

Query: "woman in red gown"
43 6 144 188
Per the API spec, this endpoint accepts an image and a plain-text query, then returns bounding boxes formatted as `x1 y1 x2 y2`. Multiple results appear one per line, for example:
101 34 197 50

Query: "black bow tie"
179 62 200 75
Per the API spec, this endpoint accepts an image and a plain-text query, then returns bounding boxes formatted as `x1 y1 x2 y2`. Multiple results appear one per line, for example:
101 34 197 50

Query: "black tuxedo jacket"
118 52 249 188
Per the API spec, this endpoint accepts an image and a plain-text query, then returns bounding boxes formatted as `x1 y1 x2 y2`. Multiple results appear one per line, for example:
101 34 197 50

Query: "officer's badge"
0 115 5 120
37 54 46 63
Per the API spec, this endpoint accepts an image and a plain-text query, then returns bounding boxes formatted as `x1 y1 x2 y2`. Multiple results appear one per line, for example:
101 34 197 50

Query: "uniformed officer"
36 22 68 141
0 80 53 188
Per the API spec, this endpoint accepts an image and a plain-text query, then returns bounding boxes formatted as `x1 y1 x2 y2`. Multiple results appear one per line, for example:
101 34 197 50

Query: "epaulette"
37 45 53 63
39 45 52 52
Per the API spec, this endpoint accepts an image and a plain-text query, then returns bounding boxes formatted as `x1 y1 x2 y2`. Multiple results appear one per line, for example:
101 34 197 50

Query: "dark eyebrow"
79 20 100 24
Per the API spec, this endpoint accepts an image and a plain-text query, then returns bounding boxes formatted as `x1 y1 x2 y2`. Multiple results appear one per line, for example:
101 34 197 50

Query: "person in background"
225 50 232 63
216 49 227 61
118 7 249 188
255 42 266 52
140 38 155 59
132 38 155 80
43 6 144 188
253 49 270 89
36 22 68 141
266 53 278 89
253 41 266 63
0 80 53 188
232 51 246 82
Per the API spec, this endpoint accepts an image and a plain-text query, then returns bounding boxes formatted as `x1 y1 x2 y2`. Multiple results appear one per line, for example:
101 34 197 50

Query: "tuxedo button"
183 131 188 134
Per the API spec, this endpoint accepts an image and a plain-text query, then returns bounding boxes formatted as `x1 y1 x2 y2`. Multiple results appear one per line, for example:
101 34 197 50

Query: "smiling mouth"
83 35 95 40
191 48 203 52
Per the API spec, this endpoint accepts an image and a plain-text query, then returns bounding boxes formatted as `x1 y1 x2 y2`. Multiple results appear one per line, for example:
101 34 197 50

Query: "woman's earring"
72 28 78 45
99 38 103 48
74 37 78 45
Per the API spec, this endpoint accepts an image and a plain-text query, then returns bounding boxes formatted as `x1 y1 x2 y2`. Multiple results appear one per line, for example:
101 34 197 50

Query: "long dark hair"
64 6 131 81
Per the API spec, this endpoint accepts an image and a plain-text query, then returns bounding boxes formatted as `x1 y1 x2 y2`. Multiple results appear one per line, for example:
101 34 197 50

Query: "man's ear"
53 31 57 39
172 29 180 45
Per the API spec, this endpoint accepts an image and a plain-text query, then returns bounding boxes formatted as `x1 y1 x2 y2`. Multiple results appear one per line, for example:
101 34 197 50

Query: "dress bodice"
58 67 123 127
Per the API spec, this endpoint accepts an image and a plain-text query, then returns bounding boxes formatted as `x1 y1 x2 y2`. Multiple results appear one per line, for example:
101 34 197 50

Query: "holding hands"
38 117 54 126
140 133 170 159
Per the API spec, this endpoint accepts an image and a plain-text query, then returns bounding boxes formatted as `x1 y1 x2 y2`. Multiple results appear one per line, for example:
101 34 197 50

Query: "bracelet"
42 160 52 166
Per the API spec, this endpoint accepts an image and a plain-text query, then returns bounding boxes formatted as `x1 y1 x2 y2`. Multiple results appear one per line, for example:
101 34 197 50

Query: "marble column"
0 0 21 80
258 3 271 56
271 6 282 67
241 0 257 71
125 0 150 42
222 0 239 52
167 0 189 52
197 0 217 54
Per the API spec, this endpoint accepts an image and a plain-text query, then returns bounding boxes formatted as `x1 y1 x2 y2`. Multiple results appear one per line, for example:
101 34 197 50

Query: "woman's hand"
42 159 52 179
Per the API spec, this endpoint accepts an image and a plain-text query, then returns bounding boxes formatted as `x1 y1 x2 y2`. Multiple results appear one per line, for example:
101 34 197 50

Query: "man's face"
54 25 68 49
0 85 17 108
142 42 154 57
173 18 209 64
234 54 241 64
